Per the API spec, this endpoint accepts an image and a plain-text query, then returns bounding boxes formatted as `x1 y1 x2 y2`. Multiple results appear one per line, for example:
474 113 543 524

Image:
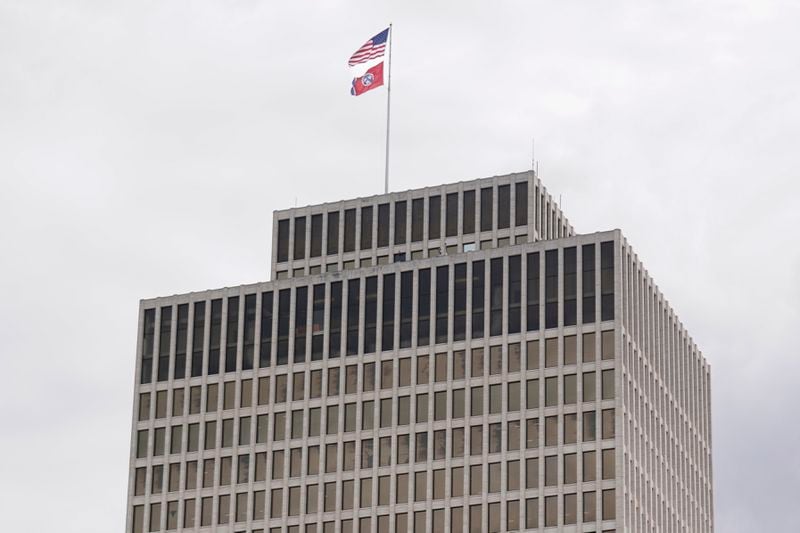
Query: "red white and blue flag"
348 28 389 66
350 62 385 96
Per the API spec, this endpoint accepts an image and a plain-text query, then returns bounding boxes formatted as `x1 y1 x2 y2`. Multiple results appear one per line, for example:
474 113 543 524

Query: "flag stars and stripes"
348 28 389 66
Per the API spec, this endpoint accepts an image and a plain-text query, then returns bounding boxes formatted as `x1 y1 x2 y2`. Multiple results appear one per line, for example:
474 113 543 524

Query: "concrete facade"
126 171 712 533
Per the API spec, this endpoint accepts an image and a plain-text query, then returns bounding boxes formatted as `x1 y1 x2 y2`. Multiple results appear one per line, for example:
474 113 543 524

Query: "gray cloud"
1 0 798 530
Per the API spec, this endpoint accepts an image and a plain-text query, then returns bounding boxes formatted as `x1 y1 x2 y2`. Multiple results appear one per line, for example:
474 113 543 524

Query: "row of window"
276 182 531 263
136 448 616 498
140 369 614 427
141 244 615 384
136 409 617 461
140 333 615 412
134 489 616 532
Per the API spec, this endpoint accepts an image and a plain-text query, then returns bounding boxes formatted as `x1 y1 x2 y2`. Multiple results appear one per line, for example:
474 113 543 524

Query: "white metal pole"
384 23 392 194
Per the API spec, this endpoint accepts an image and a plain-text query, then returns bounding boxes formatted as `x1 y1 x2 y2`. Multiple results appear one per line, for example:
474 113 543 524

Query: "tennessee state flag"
350 62 384 96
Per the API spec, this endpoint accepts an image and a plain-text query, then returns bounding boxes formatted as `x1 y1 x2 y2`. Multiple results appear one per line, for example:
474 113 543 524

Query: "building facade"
126 171 713 533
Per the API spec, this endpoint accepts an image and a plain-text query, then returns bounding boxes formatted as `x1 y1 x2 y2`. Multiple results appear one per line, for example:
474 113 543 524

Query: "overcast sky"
1 1 798 531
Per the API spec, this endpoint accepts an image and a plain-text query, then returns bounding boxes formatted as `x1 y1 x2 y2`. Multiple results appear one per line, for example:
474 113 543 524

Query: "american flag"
348 28 390 66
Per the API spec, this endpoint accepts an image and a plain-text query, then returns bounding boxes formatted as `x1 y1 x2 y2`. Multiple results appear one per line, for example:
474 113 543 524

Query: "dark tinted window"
582 244 596 324
344 209 356 252
347 280 361 355
508 256 521 334
472 261 485 339
399 271 413 348
382 274 395 351
361 206 373 250
428 196 441 240
515 182 528 227
490 258 503 336
293 217 306 260
277 219 290 262
311 285 325 360
498 185 510 229
141 308 155 384
208 299 222 374
463 190 475 234
191 302 205 377
259 292 273 367
563 247 577 326
329 282 342 357
446 193 458 237
411 199 424 242
453 263 467 341
157 306 172 382
418 269 431 346
364 277 378 354
480 187 493 232
243 295 256 371
526 253 540 331
435 266 449 344
276 290 290 365
294 287 308 363
394 201 407 245
225 297 238 373
174 303 189 379
377 204 390 247
545 251 558 329
327 212 339 255
601 241 614 321
310 214 323 257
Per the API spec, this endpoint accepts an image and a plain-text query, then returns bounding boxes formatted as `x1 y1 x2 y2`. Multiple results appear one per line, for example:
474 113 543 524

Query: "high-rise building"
126 171 713 533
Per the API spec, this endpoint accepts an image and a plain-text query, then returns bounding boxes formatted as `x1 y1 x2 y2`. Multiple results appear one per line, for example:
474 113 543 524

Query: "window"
490 258 503 336
276 291 290 365
544 250 558 329
394 201 407 245
602 330 615 359
544 495 557 527
399 271 413 348
582 244 596 323
453 263 467 341
583 411 596 442
498 184 510 229
526 252 540 331
600 241 614 320
327 211 339 255
602 448 615 479
435 266 449 344
564 413 577 444
382 274 395 351
583 450 597 481
602 488 616 520
294 287 307 363
277 219 290 262
602 369 615 399
293 216 306 260
428 195 441 240
480 187 493 231
564 493 577 525
463 190 476 233
445 192 458 237
411 198 424 242
329 282 342 357
602 408 615 438
344 208 356 252
363 277 377 354
417 269 431 346
508 255 521 333
472 260 485 338
583 490 596 522
564 374 577 404
360 206 373 250
515 181 528 226
346 280 360 355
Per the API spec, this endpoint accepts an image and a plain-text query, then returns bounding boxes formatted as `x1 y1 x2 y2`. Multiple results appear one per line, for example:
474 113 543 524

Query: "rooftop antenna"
531 137 535 171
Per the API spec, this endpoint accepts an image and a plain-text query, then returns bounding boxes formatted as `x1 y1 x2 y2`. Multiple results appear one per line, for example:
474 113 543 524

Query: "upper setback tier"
270 170 574 280
135 230 706 385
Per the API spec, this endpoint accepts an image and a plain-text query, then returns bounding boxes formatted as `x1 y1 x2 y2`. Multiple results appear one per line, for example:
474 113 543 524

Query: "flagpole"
384 23 392 194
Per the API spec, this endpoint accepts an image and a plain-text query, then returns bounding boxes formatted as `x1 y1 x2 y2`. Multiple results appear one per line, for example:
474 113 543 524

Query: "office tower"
127 171 713 532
